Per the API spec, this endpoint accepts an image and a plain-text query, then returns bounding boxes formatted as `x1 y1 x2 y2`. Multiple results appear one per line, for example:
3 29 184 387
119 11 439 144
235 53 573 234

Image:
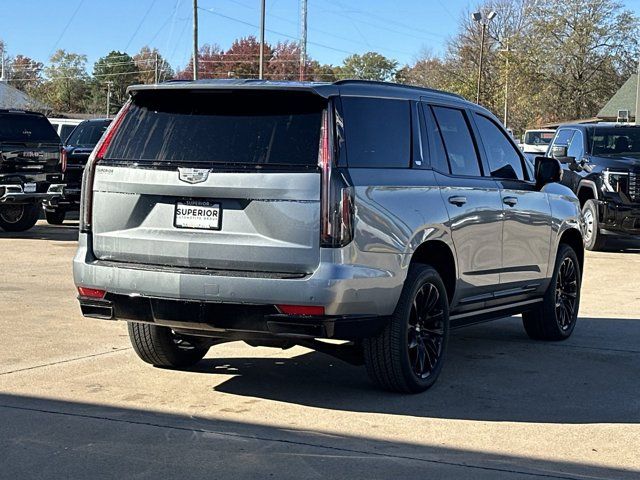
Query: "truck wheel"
523 244 581 341
582 199 605 251
0 204 40 232
45 209 66 225
363 264 449 393
128 322 209 368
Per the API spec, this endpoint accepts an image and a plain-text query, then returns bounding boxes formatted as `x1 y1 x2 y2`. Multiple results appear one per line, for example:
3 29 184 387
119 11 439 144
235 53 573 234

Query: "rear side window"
0 113 60 143
421 104 449 173
474 113 525 180
67 121 110 147
431 106 482 176
341 97 410 168
105 91 325 166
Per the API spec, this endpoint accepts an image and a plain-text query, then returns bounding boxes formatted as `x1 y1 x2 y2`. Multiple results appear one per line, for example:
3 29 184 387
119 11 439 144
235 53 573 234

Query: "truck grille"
630 173 640 202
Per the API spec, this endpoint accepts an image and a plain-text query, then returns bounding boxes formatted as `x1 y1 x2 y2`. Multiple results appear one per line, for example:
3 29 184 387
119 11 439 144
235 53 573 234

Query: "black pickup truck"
43 118 111 224
0 110 65 231
548 123 640 250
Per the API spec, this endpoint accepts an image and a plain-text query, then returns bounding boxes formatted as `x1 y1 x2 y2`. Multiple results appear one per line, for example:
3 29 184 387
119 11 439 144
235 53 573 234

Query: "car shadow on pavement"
0 222 79 242
195 317 640 424
0 393 638 480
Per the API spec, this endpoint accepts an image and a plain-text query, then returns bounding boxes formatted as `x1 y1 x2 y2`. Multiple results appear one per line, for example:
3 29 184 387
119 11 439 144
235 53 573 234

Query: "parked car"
548 123 640 250
48 118 83 143
521 129 555 154
74 80 584 393
44 118 111 224
0 110 65 231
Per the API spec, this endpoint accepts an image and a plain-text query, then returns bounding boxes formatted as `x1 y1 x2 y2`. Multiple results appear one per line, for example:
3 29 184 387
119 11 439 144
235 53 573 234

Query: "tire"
582 199 605 251
363 264 450 393
45 209 66 225
128 322 209 368
0 203 40 232
522 244 581 341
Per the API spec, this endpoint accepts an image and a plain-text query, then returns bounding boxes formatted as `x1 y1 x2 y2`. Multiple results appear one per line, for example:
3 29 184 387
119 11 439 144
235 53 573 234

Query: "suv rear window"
105 90 325 167
67 120 111 147
0 113 60 143
341 97 410 168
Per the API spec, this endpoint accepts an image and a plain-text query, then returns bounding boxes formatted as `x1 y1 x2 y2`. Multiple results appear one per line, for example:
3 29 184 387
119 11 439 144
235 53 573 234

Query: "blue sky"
1 0 640 72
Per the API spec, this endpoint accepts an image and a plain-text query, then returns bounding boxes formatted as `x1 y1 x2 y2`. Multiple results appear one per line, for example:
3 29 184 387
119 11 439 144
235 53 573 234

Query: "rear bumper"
43 187 81 211
599 201 640 239
0 184 65 204
73 233 406 318
78 293 388 340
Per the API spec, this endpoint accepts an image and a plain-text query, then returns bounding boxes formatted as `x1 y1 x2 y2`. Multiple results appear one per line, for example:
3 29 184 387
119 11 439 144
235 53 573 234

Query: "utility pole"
154 52 159 84
192 0 199 80
0 45 5 82
500 39 510 127
105 81 113 118
635 57 640 124
299 0 308 81
259 0 266 80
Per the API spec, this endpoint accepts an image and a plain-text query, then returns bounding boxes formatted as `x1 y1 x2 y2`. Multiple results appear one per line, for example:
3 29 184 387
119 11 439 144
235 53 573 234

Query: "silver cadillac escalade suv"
74 80 584 393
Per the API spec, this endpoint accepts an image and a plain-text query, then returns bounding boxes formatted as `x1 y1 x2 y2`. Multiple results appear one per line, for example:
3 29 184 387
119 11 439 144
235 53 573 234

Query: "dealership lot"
1 221 639 479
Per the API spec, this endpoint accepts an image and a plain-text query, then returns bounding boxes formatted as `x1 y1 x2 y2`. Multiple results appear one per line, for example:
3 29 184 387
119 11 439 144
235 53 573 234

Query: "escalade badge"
178 167 210 184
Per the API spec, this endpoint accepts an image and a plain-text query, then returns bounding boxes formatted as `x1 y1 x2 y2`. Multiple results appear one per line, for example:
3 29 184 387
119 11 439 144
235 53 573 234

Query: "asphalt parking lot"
1 221 639 480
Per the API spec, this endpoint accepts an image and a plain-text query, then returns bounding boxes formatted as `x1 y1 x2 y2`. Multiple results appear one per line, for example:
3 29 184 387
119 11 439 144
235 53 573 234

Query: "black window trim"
470 111 531 183
428 103 487 179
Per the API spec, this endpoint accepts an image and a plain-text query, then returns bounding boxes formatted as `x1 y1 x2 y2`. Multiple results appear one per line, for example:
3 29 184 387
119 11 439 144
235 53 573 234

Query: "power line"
124 0 159 51
48 0 86 57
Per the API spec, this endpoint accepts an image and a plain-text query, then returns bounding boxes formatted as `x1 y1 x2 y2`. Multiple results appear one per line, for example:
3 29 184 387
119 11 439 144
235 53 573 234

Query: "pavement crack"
0 403 592 480
0 348 131 376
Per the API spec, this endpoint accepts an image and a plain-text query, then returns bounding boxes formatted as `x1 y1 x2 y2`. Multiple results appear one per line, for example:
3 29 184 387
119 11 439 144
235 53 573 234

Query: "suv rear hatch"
0 112 61 180
90 88 325 275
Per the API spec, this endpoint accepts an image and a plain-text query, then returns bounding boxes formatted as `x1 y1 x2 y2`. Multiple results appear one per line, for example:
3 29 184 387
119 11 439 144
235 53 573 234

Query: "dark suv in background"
0 110 64 231
549 123 640 250
44 118 111 224
74 80 584 393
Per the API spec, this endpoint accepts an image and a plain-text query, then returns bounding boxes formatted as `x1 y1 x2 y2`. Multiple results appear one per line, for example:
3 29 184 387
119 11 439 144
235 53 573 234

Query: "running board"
450 298 543 329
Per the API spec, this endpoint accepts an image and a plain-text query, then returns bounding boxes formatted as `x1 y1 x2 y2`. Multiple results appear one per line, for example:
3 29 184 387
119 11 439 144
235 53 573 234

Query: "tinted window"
567 130 584 159
523 131 554 145
342 97 410 168
432 106 481 176
67 120 111 147
421 104 449 173
590 127 640 156
60 124 76 143
0 113 60 143
106 91 325 166
552 129 574 147
474 113 525 180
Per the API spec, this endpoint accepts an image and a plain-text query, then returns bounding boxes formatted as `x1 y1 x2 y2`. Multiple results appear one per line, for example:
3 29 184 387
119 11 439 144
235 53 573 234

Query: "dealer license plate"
174 200 221 230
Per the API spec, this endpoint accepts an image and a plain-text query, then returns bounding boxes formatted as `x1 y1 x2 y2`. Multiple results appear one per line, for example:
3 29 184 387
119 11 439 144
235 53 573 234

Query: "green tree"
339 52 398 81
90 51 139 115
8 55 44 93
134 46 174 84
39 49 89 113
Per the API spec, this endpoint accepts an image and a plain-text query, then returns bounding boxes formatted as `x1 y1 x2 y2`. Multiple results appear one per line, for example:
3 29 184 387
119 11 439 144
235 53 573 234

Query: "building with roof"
0 80 50 112
597 73 638 122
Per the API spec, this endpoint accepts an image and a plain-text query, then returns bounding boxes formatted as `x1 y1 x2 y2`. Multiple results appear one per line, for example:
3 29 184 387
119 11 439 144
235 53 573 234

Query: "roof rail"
333 79 465 100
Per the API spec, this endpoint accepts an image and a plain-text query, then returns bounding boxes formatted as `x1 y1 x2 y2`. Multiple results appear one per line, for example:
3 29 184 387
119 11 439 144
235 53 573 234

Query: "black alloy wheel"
555 256 578 331
408 282 446 379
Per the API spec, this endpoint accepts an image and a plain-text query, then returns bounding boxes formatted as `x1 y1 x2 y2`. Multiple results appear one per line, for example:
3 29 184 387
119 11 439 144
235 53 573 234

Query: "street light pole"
472 11 496 105
299 0 308 81
501 39 510 126
259 0 266 80
105 81 113 118
193 0 199 81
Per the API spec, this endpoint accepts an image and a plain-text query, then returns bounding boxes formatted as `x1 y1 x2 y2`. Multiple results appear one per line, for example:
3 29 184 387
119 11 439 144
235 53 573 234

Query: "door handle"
448 195 467 207
503 196 518 207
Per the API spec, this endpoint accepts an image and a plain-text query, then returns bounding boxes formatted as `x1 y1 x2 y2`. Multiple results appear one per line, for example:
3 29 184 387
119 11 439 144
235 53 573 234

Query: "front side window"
431 106 482 177
552 129 575 147
341 97 410 168
474 113 525 180
567 130 585 159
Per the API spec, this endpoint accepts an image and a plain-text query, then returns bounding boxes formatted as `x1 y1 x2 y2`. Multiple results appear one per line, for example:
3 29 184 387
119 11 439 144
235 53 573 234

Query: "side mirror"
551 145 568 161
535 156 562 190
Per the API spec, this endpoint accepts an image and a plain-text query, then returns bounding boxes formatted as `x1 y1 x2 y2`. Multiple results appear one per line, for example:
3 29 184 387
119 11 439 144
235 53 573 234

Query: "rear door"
471 112 552 288
91 89 325 274
423 103 504 307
